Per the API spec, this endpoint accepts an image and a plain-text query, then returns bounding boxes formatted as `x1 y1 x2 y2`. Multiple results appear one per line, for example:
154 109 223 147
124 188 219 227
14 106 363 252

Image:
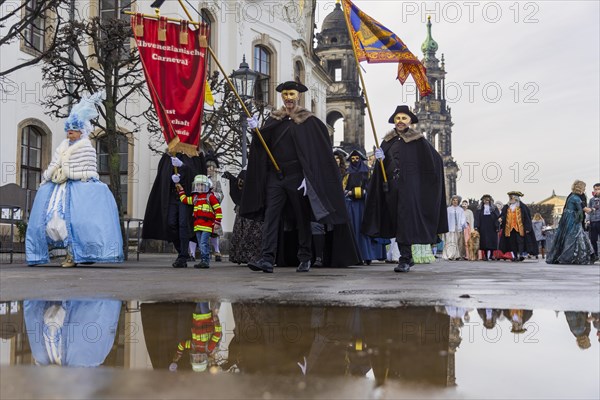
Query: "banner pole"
340 1 388 190
174 0 282 174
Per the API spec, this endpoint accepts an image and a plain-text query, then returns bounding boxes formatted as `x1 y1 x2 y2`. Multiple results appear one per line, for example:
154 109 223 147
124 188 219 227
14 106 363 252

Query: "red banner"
132 15 209 156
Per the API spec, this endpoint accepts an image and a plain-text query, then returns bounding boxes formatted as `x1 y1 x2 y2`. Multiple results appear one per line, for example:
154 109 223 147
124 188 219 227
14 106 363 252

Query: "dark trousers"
590 221 600 255
167 198 191 259
397 241 413 264
507 231 525 256
261 172 312 265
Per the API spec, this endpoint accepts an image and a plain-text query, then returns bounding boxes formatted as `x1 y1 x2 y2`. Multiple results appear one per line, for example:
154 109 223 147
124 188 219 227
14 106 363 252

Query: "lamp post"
230 55 259 168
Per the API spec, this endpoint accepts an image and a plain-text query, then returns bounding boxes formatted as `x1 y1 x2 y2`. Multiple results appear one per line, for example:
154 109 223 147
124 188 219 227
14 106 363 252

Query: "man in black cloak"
362 105 448 273
240 80 359 273
142 152 205 268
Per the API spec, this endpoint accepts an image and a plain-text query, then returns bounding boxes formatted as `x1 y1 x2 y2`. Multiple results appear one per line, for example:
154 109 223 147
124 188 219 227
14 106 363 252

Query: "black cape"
362 129 448 244
142 152 205 242
498 203 539 254
239 107 360 267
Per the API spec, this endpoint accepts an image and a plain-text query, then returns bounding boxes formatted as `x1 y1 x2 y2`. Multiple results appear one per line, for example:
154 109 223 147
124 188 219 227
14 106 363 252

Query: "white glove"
247 117 258 130
169 362 178 372
297 178 307 196
171 157 183 168
171 174 181 184
374 148 385 160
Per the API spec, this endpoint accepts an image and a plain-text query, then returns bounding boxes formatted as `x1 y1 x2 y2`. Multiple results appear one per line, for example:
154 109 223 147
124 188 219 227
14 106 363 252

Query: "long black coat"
239 107 359 267
362 129 448 244
142 153 205 242
475 206 501 250
498 203 539 254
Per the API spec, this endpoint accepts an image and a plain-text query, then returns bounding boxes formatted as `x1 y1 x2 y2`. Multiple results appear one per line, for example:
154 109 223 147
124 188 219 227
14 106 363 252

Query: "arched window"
294 60 306 108
96 134 129 212
20 126 43 190
254 45 271 105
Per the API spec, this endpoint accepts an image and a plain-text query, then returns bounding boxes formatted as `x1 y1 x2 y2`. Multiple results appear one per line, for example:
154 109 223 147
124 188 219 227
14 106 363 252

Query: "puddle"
0 301 598 399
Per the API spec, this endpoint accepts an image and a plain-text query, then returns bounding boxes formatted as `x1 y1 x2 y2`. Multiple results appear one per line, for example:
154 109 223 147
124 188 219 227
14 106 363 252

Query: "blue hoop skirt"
26 179 124 265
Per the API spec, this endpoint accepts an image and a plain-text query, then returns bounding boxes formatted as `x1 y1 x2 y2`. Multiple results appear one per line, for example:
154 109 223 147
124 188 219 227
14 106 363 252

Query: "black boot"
296 260 311 272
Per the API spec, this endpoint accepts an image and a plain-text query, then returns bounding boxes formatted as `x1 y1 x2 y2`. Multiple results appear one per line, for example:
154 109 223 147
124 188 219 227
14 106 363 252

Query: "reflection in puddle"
1 301 598 398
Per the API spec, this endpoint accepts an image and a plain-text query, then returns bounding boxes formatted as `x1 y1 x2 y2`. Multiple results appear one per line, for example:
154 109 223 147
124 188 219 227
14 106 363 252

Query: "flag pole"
340 0 388 190
174 0 282 175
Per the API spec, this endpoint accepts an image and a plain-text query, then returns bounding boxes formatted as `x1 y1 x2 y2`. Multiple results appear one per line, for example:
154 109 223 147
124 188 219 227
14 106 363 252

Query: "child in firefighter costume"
169 302 222 372
175 175 222 269
26 91 123 267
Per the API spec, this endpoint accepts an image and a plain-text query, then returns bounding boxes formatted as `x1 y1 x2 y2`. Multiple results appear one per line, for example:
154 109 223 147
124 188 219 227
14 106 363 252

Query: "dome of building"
321 2 345 32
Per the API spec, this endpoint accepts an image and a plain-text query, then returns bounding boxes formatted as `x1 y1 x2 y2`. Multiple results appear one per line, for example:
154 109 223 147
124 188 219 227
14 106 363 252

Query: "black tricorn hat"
388 105 418 124
205 151 220 168
333 147 349 158
276 81 308 93
481 194 493 201
347 149 367 161
507 190 524 197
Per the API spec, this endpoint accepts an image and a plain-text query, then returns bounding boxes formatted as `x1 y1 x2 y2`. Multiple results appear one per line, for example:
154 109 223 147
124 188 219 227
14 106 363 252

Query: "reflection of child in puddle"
169 302 222 372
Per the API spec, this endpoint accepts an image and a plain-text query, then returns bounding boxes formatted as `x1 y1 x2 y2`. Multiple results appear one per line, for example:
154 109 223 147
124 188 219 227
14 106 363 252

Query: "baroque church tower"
314 1 365 151
414 17 459 201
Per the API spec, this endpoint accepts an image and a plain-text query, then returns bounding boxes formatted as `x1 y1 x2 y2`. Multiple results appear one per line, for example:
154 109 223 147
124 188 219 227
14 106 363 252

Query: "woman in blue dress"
546 180 594 264
26 91 123 267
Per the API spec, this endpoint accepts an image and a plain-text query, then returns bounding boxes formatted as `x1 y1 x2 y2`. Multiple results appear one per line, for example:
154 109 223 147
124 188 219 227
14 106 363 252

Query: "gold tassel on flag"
158 17 167 41
133 14 144 37
179 20 188 45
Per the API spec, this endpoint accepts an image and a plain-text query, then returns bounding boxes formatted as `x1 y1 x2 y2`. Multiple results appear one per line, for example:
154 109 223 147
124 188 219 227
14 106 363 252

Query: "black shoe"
313 257 323 267
518 256 525 262
194 261 210 269
214 253 222 262
394 263 411 273
248 259 273 273
365 260 372 266
172 258 188 268
296 260 311 272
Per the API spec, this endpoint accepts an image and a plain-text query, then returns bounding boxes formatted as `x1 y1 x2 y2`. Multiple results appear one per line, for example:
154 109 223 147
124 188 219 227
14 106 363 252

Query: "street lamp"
230 55 259 168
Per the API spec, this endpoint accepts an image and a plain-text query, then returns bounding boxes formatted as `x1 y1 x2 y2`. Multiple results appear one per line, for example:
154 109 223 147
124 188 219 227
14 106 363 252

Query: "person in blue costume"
25 91 123 267
343 149 379 265
546 180 594 265
23 300 121 366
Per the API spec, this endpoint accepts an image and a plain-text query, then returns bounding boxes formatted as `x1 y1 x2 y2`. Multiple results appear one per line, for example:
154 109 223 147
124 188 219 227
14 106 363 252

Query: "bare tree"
41 14 155 246
0 0 69 78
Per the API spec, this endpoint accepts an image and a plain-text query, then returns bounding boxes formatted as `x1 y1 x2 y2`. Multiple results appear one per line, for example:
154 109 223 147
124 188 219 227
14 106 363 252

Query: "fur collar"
58 138 92 157
383 128 423 143
270 106 313 124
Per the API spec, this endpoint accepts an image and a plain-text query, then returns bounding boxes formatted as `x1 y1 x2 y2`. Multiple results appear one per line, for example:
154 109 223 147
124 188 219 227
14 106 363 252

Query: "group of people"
441 192 539 263
439 181 599 265
237 84 447 273
24 83 599 270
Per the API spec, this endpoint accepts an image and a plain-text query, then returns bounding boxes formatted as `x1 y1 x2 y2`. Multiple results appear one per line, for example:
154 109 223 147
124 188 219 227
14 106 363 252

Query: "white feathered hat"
64 90 106 137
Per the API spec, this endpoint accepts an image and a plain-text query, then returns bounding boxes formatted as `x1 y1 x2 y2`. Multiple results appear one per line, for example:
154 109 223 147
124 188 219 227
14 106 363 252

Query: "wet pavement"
0 254 599 311
1 301 599 399
1 254 599 399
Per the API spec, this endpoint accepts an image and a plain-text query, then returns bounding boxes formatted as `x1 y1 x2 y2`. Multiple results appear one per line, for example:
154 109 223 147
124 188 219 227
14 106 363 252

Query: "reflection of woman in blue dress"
23 300 121 367
547 180 594 265
25 91 123 267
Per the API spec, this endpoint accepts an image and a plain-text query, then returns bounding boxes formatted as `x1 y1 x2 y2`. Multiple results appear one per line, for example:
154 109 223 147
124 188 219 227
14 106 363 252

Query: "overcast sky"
315 0 599 203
